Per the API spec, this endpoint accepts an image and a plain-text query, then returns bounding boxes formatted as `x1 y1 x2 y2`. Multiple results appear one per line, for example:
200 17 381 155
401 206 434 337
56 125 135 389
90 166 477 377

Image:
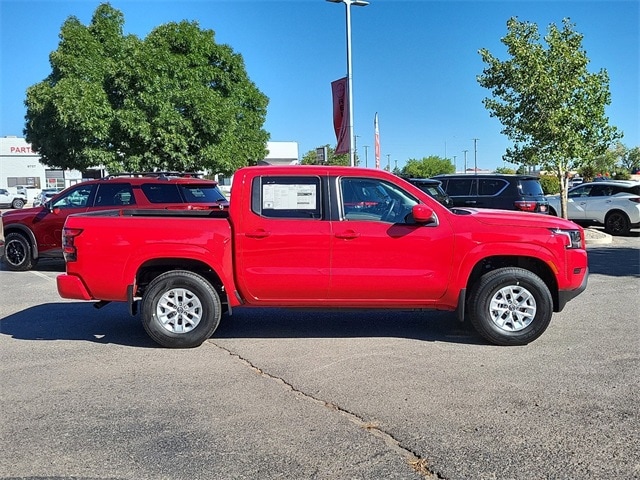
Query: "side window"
52 184 96 209
569 186 590 198
340 177 417 223
141 184 182 203
446 178 474 196
251 176 322 219
478 179 507 196
94 183 135 206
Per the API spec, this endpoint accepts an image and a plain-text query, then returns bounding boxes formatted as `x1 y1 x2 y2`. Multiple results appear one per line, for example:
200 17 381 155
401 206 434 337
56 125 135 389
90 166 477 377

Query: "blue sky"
1 0 638 171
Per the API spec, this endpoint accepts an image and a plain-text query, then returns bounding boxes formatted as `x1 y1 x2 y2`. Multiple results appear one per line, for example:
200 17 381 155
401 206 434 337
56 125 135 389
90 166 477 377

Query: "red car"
1 173 228 271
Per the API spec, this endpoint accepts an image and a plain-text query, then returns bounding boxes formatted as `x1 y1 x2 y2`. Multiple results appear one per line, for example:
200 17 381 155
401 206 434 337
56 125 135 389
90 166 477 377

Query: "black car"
405 178 453 207
432 174 549 214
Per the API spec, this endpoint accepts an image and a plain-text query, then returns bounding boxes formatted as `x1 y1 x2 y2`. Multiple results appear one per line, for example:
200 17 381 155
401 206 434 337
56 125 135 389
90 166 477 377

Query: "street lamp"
327 0 369 167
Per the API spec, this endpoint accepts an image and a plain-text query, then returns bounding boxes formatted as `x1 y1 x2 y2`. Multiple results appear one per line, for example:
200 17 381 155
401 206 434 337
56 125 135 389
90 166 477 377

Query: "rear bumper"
557 267 589 312
57 274 93 301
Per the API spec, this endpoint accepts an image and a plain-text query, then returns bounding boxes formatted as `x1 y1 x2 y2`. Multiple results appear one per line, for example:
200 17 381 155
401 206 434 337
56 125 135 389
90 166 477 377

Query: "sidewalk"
584 228 612 245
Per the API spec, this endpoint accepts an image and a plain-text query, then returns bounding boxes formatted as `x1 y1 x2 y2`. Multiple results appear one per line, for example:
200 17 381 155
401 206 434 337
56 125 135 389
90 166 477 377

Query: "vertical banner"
374 112 380 169
331 77 350 155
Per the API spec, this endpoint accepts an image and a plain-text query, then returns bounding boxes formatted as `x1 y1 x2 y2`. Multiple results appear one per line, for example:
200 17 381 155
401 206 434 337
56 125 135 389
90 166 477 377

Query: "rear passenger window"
141 184 182 203
94 183 135 206
478 179 506 196
446 178 474 196
252 176 322 219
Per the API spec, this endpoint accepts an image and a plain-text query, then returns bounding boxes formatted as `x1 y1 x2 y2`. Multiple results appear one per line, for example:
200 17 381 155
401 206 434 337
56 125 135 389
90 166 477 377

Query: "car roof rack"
101 172 205 180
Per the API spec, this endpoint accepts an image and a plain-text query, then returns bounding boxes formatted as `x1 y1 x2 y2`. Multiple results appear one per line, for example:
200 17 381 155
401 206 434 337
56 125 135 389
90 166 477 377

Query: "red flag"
374 112 380 169
331 77 350 155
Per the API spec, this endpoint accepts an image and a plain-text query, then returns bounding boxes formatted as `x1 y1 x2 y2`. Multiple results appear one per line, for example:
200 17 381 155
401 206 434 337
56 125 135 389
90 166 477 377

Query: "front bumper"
557 267 589 312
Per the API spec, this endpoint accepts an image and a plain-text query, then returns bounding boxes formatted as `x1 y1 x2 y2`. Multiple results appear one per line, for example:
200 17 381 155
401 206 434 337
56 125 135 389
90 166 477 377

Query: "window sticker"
263 184 317 210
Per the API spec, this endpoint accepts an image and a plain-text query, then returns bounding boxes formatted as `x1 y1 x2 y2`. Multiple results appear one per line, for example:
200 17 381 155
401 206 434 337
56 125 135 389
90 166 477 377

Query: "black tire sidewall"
141 271 221 348
469 268 553 346
4 232 33 271
605 212 630 236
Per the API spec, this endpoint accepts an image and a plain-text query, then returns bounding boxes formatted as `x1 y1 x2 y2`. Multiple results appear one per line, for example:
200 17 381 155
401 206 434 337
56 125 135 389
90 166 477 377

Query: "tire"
548 207 558 217
604 211 630 236
467 267 553 346
11 198 25 209
3 232 36 271
141 270 222 348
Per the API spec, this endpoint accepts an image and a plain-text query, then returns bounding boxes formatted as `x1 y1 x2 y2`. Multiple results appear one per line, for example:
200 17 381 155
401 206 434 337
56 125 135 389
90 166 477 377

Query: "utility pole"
463 150 468 173
453 155 457 173
386 154 391 171
363 145 369 168
473 138 479 174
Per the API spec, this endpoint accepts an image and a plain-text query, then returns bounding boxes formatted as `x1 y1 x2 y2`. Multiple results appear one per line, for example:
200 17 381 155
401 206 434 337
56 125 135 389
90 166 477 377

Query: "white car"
0 188 27 209
547 180 640 235
32 188 62 207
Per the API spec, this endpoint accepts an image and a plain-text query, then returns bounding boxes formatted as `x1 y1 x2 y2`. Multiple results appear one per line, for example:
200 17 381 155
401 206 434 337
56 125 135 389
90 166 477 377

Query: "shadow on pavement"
216 307 485 345
588 247 640 277
0 301 485 347
0 302 157 348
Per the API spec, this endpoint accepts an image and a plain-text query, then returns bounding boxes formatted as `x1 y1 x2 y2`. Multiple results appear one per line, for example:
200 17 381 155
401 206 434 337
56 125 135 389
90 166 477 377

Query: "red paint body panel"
58 166 588 314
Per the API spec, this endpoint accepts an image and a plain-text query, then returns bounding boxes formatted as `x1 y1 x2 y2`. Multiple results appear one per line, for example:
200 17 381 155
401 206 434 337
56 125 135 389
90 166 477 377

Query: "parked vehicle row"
32 188 63 207
1 173 228 271
546 180 640 235
433 173 550 214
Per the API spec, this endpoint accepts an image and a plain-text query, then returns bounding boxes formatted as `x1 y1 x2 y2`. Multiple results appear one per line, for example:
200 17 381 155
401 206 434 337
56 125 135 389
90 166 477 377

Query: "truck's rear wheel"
141 270 221 348
468 267 552 346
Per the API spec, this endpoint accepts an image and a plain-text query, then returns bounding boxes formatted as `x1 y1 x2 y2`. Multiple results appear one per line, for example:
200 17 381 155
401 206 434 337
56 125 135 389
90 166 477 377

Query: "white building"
0 136 85 192
0 137 299 196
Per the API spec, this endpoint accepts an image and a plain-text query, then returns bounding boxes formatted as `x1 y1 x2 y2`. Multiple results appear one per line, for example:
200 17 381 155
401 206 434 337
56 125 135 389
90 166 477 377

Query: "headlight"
550 228 583 249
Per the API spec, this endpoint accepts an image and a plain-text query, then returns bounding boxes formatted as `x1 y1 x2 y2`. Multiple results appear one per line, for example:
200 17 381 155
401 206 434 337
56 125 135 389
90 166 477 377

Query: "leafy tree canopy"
477 17 622 217
400 156 455 178
24 3 269 175
301 145 350 166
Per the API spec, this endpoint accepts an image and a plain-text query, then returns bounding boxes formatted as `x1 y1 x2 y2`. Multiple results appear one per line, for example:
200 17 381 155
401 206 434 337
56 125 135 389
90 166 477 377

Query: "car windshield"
519 179 545 196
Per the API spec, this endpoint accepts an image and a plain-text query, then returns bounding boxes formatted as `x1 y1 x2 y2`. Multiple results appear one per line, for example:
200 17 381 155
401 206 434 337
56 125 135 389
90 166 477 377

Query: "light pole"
327 0 369 167
363 145 369 168
473 138 479 174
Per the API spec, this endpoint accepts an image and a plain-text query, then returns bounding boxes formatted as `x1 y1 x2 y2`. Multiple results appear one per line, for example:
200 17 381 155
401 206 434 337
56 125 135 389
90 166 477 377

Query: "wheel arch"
465 255 560 312
134 258 230 313
3 224 39 258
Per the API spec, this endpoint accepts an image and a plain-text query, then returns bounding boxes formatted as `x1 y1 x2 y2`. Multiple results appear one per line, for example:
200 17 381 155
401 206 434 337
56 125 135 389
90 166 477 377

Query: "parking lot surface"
1 231 638 479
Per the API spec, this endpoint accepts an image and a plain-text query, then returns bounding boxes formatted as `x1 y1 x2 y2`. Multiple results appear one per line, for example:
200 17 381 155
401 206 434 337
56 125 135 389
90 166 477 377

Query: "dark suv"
1 173 228 271
432 174 549 214
404 178 453 207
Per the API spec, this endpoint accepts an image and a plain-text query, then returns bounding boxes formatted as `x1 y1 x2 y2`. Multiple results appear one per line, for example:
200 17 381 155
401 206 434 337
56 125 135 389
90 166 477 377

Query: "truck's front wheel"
468 267 553 346
141 270 221 348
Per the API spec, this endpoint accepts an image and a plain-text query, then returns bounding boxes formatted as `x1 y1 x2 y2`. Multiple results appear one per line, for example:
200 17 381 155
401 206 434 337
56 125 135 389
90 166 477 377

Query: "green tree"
626 147 640 173
400 156 455 178
25 3 269 175
478 17 621 218
494 166 516 174
301 145 350 166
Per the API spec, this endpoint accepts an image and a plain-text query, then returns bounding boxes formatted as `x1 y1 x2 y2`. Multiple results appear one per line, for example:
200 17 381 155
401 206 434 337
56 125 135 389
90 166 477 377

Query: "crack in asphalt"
210 341 445 480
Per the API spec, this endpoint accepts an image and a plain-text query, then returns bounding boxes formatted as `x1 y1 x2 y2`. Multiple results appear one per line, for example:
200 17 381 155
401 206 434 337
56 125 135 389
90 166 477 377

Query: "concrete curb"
585 228 613 245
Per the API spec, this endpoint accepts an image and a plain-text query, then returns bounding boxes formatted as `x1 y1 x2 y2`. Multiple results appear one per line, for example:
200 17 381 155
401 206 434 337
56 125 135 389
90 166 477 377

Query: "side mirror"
411 204 436 224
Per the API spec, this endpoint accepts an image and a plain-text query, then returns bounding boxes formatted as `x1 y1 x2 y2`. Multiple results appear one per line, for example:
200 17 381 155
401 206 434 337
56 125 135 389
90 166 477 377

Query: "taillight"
514 200 537 212
628 198 640 204
62 228 83 262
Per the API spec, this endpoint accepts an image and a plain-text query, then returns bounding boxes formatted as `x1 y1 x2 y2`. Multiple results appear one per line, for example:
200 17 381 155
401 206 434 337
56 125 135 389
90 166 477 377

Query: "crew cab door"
234 175 332 303
329 177 454 303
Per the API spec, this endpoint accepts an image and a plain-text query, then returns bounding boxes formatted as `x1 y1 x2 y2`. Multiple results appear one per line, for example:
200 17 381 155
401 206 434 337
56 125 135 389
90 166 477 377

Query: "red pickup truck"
57 166 588 348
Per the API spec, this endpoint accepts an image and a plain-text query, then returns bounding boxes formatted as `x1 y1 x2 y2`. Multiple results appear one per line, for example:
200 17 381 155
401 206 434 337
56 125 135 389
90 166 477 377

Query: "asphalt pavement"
0 229 638 479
